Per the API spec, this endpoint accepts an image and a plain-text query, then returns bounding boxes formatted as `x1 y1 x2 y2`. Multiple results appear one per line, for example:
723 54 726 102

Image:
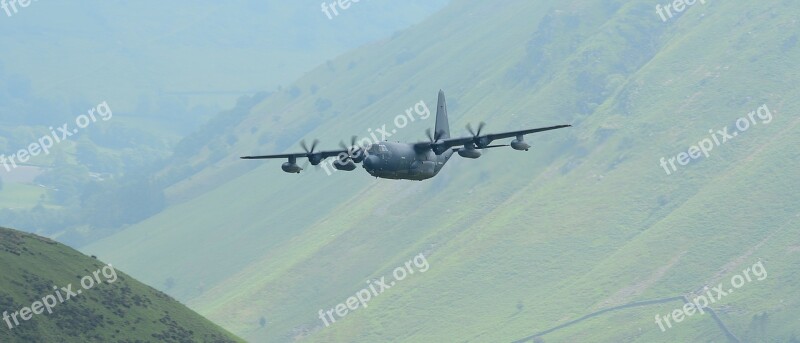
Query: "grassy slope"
87 0 800 342
0 227 243 342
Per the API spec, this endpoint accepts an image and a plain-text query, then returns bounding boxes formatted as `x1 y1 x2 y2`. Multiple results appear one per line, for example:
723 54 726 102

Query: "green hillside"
86 0 800 342
0 227 243 342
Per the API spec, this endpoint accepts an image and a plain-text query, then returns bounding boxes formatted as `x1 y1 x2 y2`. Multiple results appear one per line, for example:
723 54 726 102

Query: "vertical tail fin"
435 90 451 139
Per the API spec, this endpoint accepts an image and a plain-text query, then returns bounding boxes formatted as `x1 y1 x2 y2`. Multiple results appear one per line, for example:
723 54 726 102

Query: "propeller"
339 136 366 163
425 128 449 155
426 128 446 143
466 122 485 137
300 139 319 155
466 122 491 149
301 139 324 167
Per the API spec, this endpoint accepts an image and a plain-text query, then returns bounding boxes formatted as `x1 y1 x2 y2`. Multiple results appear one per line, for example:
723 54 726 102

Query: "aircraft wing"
240 149 348 160
416 124 571 151
451 144 510 151
481 124 571 142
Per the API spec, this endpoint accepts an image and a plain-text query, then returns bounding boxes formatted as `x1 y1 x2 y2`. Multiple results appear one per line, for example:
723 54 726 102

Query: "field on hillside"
54 0 800 342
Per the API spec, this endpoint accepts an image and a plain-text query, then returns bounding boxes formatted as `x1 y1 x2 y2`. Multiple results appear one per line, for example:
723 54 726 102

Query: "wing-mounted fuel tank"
282 162 303 173
510 135 531 151
457 146 482 159
333 158 357 171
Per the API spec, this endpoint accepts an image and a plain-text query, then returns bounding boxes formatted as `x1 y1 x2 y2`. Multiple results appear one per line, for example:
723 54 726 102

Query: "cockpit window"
367 144 388 154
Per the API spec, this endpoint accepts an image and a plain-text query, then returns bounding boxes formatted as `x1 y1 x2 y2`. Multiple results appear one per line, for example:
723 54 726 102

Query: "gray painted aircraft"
241 90 571 181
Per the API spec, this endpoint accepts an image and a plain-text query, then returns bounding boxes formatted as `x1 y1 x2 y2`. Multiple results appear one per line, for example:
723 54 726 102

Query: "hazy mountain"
0 0 449 120
33 0 800 341
0 0 448 245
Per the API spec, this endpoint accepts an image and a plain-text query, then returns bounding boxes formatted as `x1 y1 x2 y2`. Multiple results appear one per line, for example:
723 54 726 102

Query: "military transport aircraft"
241 90 571 180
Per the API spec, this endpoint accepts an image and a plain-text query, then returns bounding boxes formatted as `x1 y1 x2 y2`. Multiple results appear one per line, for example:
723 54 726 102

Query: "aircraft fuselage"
362 141 454 181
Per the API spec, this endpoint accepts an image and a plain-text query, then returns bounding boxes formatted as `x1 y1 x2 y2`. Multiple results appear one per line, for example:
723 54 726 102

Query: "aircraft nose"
363 155 380 170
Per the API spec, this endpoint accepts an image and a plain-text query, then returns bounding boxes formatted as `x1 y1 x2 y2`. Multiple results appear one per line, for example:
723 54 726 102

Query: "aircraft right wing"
240 149 348 161
241 139 350 162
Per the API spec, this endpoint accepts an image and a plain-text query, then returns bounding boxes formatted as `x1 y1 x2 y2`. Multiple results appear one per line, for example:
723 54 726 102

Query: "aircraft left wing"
482 124 571 142
416 124 571 152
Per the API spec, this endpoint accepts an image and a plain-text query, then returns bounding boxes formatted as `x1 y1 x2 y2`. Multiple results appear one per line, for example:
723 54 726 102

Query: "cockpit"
368 144 389 155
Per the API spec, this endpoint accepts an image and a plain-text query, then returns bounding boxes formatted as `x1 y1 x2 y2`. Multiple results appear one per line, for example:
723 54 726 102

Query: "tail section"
435 90 451 139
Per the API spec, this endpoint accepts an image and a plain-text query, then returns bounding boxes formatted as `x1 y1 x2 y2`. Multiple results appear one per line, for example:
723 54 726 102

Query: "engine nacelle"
458 148 482 159
351 152 366 164
308 154 324 166
333 158 357 171
511 136 531 151
432 143 449 155
349 147 367 163
281 162 303 174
